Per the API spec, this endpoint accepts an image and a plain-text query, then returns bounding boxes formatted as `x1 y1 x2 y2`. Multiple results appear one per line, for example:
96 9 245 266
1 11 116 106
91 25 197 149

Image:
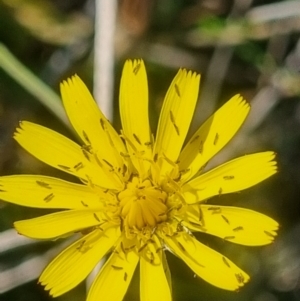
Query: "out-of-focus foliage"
0 0 300 301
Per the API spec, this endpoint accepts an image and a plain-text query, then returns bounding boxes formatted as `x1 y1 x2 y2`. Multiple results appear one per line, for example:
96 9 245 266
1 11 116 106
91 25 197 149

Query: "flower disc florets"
118 177 168 229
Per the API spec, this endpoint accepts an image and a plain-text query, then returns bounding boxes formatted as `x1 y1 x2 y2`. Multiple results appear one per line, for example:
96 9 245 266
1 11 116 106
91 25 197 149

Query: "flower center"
118 177 168 229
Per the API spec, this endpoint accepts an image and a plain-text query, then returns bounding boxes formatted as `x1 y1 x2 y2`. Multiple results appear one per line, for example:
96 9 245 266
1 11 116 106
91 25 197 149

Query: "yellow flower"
0 60 278 301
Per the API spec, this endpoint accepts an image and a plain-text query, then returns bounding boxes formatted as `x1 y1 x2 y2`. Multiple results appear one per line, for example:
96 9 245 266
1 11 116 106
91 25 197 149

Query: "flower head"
0 60 278 301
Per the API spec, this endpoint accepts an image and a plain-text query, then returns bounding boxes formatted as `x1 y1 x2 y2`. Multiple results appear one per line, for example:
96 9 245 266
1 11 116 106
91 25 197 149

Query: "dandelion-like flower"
0 60 278 301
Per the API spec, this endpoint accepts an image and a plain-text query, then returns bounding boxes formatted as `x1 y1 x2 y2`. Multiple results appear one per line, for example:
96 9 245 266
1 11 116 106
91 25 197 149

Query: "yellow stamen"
118 177 168 230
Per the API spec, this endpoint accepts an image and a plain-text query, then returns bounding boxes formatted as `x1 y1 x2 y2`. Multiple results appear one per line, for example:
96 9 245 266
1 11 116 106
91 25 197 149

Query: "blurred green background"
1 0 300 301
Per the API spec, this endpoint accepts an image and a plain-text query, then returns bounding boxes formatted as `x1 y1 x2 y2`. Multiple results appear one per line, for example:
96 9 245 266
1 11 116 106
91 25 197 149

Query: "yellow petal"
61 75 126 171
186 205 279 246
14 209 106 239
183 152 277 203
140 251 172 301
163 233 249 291
119 59 152 178
0 175 101 209
40 227 120 297
179 95 250 181
153 69 200 178
14 121 123 190
87 241 139 301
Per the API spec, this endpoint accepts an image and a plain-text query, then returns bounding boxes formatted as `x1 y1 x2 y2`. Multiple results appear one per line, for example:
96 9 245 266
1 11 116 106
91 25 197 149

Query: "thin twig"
87 0 118 290
0 237 73 294
93 0 118 120
0 229 36 255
